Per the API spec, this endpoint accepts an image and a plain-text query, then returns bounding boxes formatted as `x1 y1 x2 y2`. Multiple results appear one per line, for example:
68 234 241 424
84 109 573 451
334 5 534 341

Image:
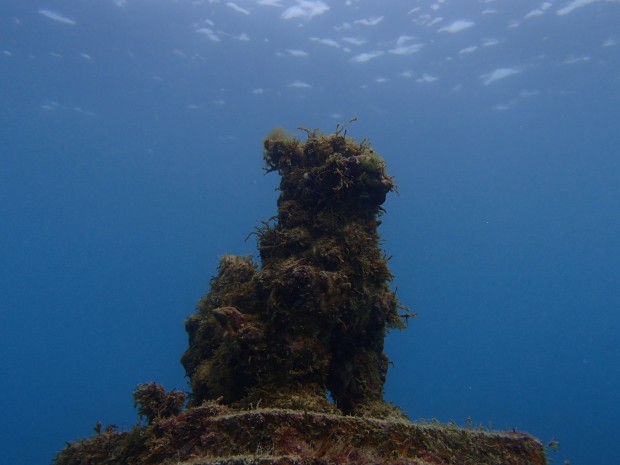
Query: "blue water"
1 1 619 464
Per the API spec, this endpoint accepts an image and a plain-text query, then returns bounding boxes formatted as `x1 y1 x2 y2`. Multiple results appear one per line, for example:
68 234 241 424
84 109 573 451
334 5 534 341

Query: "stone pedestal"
56 406 547 465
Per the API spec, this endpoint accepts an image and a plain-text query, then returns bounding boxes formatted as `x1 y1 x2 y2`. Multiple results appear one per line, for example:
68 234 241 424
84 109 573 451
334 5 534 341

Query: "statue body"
182 128 404 418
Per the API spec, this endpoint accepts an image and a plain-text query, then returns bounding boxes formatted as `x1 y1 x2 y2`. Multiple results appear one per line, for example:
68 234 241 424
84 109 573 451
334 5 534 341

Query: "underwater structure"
54 127 547 465
181 125 404 419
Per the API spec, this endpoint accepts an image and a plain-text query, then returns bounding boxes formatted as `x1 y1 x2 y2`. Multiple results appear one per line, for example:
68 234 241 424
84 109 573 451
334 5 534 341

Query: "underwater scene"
1 1 619 464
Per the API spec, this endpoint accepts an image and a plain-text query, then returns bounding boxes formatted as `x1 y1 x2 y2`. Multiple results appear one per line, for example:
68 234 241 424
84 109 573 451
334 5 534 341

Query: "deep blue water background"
1 1 619 464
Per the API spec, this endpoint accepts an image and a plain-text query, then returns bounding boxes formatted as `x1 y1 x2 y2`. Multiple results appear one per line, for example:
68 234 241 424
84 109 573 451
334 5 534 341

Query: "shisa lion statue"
181 125 407 419
55 125 548 465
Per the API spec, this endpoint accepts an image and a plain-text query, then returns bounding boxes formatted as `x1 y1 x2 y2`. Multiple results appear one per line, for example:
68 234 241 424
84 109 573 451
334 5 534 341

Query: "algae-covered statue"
181 126 405 419
55 126 548 465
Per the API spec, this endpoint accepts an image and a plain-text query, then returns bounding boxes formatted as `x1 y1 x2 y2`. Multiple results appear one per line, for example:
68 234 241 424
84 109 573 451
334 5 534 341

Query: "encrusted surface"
181 127 404 418
53 127 547 465
56 407 547 465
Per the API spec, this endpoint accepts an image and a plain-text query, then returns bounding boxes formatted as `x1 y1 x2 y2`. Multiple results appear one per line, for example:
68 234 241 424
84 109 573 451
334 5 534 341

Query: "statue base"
55 405 547 465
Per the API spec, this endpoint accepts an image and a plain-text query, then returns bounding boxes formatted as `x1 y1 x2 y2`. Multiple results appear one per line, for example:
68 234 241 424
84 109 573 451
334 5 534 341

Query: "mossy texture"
55 405 547 465
53 127 547 465
182 128 403 417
